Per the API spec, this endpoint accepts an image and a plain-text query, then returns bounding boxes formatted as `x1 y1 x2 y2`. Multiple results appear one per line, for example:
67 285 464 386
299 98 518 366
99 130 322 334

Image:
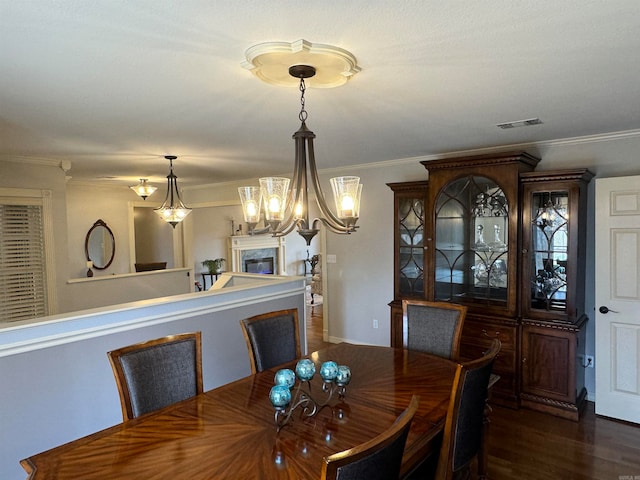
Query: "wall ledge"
0 273 305 358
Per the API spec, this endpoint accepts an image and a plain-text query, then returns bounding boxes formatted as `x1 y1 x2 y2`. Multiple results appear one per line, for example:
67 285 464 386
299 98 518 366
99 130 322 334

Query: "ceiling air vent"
496 118 543 129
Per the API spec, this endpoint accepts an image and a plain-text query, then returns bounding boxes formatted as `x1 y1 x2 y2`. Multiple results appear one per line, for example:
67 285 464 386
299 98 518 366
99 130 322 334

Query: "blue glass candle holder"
320 361 339 382
269 384 292 409
335 365 351 386
271 359 352 431
274 368 296 388
295 358 316 381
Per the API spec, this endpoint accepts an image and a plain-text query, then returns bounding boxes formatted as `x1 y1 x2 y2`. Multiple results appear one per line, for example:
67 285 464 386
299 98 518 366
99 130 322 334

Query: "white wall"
66 184 131 277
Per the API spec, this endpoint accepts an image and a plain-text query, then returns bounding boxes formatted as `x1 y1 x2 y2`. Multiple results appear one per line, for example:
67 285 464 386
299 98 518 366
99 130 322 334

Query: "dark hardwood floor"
487 402 640 480
305 306 640 479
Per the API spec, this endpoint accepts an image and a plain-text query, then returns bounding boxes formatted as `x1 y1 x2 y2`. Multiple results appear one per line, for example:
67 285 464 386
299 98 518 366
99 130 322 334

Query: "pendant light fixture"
130 178 157 200
154 155 192 228
238 65 362 245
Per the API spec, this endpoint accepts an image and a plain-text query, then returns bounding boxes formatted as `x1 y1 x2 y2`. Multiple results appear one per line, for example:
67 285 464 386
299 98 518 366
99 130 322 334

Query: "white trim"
0 156 68 170
41 190 58 314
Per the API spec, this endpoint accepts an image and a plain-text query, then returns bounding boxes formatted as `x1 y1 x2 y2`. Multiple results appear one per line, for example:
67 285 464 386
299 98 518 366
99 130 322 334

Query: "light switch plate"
326 254 337 264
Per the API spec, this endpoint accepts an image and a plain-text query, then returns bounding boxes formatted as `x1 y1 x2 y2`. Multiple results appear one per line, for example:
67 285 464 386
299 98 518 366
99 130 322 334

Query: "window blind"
0 204 48 322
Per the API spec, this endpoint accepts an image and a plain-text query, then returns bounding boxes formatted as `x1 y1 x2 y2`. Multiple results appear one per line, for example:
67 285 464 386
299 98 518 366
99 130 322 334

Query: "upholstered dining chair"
402 300 467 361
107 331 203 421
433 338 501 480
321 395 420 480
239 308 301 374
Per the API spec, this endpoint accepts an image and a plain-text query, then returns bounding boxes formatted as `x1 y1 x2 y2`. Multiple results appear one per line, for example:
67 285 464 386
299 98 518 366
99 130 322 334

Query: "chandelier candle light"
269 359 351 431
238 64 363 245
154 155 192 228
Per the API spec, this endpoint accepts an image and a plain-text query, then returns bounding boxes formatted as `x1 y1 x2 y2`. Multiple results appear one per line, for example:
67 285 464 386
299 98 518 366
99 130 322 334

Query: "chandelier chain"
298 78 308 123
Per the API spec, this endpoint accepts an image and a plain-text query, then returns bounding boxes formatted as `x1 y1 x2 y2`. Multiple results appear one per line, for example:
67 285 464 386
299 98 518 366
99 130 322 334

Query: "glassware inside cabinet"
435 176 509 303
529 191 569 312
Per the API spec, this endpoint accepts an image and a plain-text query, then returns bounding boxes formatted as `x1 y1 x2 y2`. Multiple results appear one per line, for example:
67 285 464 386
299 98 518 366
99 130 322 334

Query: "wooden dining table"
21 343 457 479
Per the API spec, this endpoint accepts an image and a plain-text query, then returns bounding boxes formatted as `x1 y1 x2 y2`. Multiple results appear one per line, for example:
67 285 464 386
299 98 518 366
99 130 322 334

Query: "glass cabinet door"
434 175 509 304
528 190 569 313
398 197 424 297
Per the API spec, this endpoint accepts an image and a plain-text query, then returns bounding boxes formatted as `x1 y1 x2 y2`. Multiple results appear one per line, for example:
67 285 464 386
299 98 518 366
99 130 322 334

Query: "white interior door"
595 176 640 424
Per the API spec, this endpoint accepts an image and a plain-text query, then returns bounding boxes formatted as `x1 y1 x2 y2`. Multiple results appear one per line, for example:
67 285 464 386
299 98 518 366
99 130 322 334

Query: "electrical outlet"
326 254 337 264
372 319 379 329
585 355 594 368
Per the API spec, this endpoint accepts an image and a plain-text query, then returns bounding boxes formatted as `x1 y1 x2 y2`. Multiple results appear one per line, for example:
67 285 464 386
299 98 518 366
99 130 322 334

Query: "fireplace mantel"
228 235 286 275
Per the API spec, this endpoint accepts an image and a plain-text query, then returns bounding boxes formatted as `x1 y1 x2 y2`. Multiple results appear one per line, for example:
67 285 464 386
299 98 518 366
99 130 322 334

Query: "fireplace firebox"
245 257 274 275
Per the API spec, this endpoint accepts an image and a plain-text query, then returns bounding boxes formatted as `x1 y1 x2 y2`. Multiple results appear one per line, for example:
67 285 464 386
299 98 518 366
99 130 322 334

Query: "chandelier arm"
271 126 310 235
315 217 358 234
157 175 172 208
294 129 311 230
272 185 300 234
272 218 302 237
306 138 353 231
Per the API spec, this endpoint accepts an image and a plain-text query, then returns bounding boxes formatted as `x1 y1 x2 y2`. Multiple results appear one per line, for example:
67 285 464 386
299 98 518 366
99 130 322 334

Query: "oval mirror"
85 219 115 270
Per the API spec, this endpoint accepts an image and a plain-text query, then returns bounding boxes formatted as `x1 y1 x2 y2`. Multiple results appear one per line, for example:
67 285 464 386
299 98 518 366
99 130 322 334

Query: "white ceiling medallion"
241 39 361 88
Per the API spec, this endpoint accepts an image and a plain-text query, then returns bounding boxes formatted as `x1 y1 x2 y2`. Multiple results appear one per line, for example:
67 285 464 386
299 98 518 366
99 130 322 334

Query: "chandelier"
154 155 192 228
129 178 157 200
238 65 362 245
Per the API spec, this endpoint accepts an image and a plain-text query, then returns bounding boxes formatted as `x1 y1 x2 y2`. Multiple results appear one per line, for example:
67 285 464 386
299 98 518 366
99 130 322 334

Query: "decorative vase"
336 365 351 386
274 369 296 388
295 359 316 381
269 385 292 409
320 361 338 382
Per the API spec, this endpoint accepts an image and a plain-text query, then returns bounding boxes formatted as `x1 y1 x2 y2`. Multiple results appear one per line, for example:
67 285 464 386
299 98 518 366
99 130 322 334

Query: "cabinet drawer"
461 318 517 350
461 341 516 371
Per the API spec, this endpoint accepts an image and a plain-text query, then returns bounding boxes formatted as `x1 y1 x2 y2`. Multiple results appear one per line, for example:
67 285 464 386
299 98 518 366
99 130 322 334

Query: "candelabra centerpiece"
269 359 351 431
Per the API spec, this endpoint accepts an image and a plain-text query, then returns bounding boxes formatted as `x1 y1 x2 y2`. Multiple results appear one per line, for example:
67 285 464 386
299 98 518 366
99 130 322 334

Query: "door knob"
599 306 619 314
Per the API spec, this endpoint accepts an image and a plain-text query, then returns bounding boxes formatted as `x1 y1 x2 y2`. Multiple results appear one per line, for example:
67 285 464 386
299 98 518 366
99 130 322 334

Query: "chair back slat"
321 395 420 480
240 309 301 373
107 332 203 421
435 338 501 480
402 300 467 361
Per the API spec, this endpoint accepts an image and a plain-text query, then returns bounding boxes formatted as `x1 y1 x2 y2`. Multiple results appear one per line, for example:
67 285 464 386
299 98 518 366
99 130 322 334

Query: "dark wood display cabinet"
519 169 593 420
388 152 592 419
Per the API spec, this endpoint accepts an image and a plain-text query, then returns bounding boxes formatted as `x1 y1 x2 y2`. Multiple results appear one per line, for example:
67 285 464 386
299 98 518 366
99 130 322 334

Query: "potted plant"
202 258 226 274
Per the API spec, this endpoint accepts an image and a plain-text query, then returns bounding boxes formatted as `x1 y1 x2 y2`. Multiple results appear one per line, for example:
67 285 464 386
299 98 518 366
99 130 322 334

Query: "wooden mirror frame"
85 219 115 270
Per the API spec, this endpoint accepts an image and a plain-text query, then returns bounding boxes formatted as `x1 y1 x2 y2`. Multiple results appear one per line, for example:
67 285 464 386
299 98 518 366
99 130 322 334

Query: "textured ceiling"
2 1 640 187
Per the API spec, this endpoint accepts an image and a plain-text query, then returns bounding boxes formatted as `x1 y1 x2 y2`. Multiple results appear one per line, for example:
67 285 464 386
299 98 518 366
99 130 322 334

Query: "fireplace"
228 235 286 275
245 257 274 274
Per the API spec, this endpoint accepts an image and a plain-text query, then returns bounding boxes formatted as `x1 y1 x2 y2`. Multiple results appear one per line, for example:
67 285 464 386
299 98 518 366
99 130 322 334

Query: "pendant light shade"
130 178 157 200
238 65 362 245
154 156 192 228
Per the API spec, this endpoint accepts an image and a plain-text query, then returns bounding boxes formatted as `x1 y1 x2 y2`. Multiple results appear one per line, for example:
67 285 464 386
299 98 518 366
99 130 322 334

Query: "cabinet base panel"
490 391 520 409
520 387 587 422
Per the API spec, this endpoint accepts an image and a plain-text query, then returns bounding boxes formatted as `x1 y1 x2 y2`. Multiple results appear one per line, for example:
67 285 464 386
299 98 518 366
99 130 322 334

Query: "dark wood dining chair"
107 331 203 421
433 338 501 480
321 395 420 480
402 299 467 361
239 308 301 374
